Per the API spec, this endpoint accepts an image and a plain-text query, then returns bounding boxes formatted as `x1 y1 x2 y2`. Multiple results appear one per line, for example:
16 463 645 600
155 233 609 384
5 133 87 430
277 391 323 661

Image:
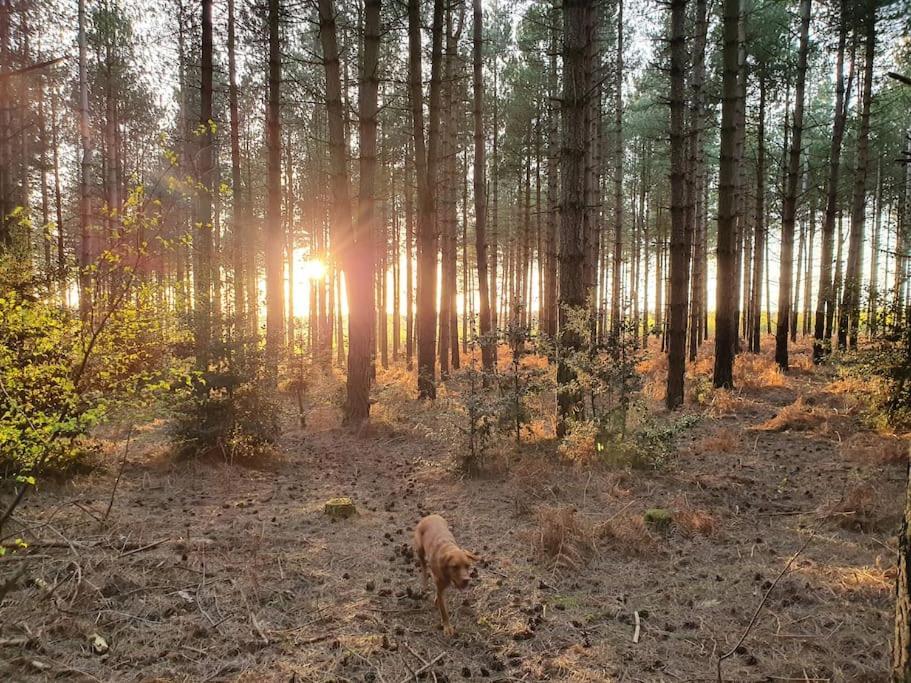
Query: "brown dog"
413 514 479 636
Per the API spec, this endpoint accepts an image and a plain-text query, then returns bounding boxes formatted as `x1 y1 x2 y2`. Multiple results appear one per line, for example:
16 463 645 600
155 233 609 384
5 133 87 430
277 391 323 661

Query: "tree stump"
324 497 357 519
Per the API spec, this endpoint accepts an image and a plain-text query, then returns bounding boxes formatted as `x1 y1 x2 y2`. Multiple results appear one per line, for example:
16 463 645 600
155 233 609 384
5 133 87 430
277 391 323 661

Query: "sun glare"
301 258 327 281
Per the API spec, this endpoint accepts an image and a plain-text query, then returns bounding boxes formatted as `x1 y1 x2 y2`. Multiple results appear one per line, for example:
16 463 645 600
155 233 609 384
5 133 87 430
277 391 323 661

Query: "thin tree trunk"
804 198 815 336
264 0 285 379
50 89 65 302
868 160 882 336
839 3 875 351
405 163 415 370
610 0 623 334
775 0 811 371
473 0 494 371
77 0 93 320
750 69 767 353
228 0 245 332
409 0 444 398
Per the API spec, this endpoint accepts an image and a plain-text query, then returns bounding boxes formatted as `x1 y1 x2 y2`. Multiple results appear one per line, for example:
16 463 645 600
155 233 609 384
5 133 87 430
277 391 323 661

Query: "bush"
0 289 102 471
168 348 282 462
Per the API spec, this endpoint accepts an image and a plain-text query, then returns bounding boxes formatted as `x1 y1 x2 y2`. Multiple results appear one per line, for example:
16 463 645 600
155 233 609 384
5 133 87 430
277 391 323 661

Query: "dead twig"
632 610 641 644
716 532 816 682
102 424 134 525
118 538 168 558
400 652 444 683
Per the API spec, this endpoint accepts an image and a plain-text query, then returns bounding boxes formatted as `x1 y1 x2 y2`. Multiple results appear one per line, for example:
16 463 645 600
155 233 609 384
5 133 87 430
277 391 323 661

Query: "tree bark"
839 2 875 352
556 0 592 435
227 0 246 331
666 0 690 408
472 0 494 371
77 0 93 320
775 0 811 371
264 0 285 379
408 0 444 398
749 69 767 354
893 458 911 680
713 0 739 388
610 0 623 335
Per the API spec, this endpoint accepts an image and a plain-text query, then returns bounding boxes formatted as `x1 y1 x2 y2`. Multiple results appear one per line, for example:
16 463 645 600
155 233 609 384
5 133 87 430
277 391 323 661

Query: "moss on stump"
644 508 672 531
324 497 357 519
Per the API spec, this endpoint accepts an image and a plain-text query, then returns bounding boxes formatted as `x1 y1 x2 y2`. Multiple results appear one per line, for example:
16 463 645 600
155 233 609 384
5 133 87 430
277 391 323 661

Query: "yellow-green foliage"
0 289 102 471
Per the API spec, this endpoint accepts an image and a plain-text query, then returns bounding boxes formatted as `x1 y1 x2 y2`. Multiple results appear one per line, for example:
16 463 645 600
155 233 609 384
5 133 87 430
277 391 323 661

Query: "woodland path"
0 358 902 682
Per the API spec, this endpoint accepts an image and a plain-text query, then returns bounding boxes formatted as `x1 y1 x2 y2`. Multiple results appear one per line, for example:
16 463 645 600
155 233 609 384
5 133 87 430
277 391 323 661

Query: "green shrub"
0 290 102 471
168 348 282 462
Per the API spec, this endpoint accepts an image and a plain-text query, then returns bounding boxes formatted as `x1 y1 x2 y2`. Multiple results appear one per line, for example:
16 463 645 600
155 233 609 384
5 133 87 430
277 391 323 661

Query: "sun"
300 258 326 281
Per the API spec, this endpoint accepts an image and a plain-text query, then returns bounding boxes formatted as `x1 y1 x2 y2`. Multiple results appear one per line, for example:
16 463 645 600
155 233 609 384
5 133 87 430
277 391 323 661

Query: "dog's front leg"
417 551 429 591
435 585 454 636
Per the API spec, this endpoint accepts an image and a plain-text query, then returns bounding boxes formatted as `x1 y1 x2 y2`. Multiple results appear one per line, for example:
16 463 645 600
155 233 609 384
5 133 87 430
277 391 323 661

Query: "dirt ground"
0 340 905 682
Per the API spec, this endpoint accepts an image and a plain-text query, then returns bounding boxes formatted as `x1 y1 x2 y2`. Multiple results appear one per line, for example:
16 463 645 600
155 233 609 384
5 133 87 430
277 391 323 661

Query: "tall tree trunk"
804 198 816 336
50 89 66 301
491 57 499 335
839 5 875 351
793 183 806 343
472 0 494 371
556 0 592 436
264 0 285 379
409 0 444 398
405 163 415 370
228 0 246 332
77 0 93 320
731 12 747 355
687 0 707 362
750 69 767 353
194 0 215 372
868 160 882 337
38 77 52 286
666 0 689 407
775 0 811 371
542 1 560 341
393 170 401 361
610 0 623 335
713 0 740 388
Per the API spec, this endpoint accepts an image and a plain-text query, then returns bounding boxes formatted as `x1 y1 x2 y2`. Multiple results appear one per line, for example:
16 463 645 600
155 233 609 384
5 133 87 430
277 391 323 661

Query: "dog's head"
443 548 480 590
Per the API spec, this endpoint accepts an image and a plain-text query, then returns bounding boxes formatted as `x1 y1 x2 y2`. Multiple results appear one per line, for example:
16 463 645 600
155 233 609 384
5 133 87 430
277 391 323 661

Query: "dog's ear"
464 550 481 563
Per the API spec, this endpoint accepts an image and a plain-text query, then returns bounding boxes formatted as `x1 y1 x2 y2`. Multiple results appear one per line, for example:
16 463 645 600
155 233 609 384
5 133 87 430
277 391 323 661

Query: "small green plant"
169 345 281 461
452 324 500 474
497 310 547 444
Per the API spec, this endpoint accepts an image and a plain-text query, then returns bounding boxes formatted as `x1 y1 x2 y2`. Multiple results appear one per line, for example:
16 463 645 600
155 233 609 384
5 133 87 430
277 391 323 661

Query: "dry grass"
840 432 909 464
597 512 657 556
638 351 668 402
688 427 739 455
531 505 599 569
751 396 838 433
709 388 763 418
556 421 600 464
673 501 718 536
818 484 882 532
824 374 885 415
734 353 789 390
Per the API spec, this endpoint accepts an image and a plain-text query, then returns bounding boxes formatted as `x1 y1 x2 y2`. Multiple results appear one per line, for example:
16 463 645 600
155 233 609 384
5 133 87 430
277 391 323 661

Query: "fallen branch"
716 532 815 682
632 610 641 644
102 424 134 525
0 636 30 647
118 538 168 558
400 652 444 683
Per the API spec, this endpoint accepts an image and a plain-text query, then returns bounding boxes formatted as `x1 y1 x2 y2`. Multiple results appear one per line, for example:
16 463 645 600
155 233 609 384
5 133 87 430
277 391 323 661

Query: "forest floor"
0 337 906 682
